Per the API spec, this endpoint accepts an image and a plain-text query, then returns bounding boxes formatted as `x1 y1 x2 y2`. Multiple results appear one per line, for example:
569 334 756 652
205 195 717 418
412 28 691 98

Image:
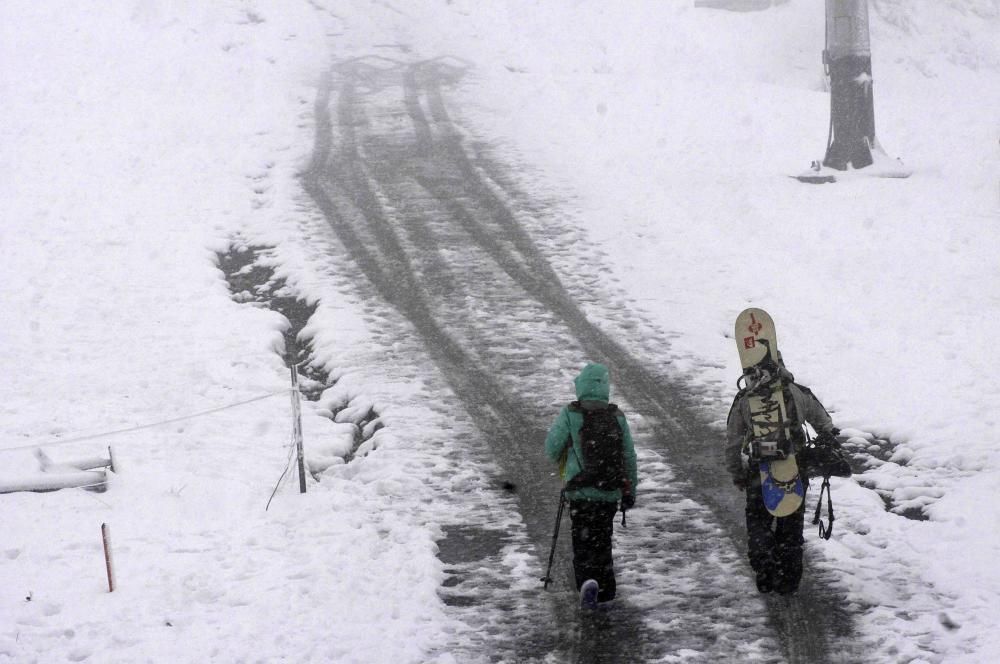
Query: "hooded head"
574 363 611 403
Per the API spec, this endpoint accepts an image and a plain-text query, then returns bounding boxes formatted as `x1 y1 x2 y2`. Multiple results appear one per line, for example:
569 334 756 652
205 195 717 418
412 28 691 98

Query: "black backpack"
565 402 626 491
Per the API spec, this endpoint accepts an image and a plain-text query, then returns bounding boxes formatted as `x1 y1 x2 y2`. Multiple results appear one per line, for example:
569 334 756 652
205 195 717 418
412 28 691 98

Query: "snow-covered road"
303 53 859 663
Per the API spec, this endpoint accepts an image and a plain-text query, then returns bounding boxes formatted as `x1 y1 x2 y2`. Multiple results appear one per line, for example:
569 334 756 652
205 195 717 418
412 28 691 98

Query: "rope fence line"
1 390 291 454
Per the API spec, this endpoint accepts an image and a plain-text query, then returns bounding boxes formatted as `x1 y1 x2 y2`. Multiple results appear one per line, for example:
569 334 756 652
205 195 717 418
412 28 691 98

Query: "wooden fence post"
101 523 115 592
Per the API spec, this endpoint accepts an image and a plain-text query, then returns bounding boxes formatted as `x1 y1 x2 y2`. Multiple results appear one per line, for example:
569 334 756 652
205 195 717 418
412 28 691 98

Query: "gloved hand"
815 429 840 447
621 492 636 510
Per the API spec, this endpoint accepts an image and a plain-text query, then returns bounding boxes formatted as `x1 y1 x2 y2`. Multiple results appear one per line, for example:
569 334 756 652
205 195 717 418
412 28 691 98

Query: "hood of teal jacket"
574 363 610 403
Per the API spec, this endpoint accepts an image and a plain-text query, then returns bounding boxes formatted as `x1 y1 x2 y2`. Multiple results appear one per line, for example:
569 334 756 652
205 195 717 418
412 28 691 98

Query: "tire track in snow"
303 57 856 663
303 64 575 663
405 59 855 663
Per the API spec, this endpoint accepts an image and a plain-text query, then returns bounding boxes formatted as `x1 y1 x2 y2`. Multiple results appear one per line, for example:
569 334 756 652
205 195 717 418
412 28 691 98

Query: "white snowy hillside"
1 1 997 663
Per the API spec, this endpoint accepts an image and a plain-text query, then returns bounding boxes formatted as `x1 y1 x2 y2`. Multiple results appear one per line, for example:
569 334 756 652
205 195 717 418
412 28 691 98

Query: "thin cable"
2 391 290 454
265 433 300 511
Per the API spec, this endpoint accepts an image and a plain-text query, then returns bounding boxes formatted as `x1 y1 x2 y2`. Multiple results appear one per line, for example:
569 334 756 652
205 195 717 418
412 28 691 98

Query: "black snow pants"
569 499 619 602
745 477 808 594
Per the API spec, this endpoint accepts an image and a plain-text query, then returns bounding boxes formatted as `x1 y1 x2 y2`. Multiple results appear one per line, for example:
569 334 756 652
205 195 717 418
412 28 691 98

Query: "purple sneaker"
580 579 599 609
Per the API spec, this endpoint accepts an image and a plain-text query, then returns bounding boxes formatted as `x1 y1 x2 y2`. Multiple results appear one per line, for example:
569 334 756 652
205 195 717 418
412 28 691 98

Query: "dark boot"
772 506 806 594
755 557 775 593
772 549 803 595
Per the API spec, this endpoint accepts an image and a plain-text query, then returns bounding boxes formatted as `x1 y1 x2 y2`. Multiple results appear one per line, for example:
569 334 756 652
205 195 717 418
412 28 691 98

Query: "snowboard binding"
748 435 791 461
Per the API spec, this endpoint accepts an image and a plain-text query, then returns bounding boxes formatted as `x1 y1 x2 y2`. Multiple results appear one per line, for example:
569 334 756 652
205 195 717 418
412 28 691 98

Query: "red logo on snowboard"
747 314 763 336
743 336 756 349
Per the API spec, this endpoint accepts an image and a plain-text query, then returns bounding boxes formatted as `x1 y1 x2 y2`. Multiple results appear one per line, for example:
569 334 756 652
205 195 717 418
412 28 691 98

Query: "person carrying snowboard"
544 362 638 607
725 353 839 595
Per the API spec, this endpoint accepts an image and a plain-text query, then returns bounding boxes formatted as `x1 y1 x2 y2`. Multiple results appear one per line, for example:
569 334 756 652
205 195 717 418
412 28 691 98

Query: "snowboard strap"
812 476 835 540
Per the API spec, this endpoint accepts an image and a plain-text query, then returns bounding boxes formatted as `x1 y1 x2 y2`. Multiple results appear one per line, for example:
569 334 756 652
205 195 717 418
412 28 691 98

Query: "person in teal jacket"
544 363 638 603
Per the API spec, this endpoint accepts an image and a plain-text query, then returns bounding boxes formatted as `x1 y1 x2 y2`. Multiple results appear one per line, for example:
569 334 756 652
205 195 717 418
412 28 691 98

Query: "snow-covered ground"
1 1 997 662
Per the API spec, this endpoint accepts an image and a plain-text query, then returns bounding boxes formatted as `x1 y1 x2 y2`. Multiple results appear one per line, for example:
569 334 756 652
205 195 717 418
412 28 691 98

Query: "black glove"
815 430 840 447
733 475 748 491
621 492 636 510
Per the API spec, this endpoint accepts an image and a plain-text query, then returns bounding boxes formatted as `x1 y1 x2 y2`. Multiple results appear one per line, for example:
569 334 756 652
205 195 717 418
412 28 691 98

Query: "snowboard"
735 308 804 517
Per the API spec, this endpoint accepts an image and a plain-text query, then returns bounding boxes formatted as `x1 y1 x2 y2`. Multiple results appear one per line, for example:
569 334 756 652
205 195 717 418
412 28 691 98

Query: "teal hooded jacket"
544 363 639 502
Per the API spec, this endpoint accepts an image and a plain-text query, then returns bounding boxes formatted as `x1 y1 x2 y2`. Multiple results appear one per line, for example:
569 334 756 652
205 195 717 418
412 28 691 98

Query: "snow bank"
0 2 466 662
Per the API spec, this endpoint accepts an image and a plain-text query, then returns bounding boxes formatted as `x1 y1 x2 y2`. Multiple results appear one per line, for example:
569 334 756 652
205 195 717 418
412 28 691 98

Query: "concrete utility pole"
822 0 876 170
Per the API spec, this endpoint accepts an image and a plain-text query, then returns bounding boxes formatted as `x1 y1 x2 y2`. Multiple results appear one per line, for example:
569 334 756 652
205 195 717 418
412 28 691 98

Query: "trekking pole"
541 489 566 589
